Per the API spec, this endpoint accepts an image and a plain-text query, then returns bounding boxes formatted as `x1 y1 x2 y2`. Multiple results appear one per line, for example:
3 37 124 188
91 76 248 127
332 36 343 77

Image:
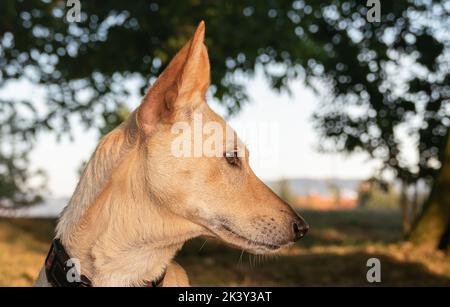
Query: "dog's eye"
224 151 240 167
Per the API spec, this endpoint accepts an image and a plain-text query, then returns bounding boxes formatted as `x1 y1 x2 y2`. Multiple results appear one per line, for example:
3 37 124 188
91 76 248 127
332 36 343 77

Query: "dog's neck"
55 126 204 286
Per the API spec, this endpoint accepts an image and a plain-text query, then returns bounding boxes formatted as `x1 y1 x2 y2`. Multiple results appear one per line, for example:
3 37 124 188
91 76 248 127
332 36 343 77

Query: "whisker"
198 239 208 252
238 249 245 267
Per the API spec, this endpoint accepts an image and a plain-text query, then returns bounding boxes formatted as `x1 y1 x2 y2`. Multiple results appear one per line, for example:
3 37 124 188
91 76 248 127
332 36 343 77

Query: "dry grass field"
1 209 449 286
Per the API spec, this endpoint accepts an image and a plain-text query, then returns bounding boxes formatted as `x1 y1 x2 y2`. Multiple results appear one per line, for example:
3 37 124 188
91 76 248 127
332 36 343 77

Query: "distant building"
295 193 358 210
268 178 361 210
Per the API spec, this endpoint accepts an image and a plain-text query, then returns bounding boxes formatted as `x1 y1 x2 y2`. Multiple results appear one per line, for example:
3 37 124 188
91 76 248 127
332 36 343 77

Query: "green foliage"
0 0 449 207
358 182 400 210
99 103 130 137
0 151 45 209
0 100 45 208
311 1 450 184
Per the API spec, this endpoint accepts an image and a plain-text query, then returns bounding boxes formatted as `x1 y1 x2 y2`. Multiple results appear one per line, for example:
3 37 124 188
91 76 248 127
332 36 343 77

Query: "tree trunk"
399 181 411 234
410 182 420 225
410 132 450 252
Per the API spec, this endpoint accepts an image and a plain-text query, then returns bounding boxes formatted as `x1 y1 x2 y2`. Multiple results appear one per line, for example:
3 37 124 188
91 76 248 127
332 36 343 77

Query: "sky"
2 72 385 198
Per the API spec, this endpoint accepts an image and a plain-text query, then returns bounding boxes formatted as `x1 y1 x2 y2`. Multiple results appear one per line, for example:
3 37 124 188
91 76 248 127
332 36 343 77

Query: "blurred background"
0 0 449 286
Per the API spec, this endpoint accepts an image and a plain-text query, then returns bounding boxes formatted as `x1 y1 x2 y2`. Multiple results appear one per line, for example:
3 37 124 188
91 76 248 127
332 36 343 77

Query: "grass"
0 218 56 286
1 209 449 286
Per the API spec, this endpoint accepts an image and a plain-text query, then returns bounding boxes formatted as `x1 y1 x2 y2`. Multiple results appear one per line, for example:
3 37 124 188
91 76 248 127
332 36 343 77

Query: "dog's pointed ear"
138 21 210 134
177 21 210 99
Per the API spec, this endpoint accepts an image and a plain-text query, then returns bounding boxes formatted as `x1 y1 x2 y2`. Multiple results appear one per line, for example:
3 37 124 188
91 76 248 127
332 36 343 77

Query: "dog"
35 21 308 287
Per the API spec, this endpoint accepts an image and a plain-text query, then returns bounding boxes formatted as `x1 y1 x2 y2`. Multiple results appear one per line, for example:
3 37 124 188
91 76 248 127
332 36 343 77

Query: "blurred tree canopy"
0 0 449 245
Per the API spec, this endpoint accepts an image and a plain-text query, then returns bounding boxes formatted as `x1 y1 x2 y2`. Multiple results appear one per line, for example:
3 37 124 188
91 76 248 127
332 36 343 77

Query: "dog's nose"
292 217 309 241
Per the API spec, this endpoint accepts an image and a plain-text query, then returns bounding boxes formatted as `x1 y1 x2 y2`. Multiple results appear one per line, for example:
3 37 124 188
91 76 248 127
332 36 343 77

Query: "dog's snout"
292 217 309 241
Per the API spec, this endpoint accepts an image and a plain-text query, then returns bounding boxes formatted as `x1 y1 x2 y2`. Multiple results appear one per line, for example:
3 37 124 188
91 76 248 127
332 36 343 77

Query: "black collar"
45 239 166 287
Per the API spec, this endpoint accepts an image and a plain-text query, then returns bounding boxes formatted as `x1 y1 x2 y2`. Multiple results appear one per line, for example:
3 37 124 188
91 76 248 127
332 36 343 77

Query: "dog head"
133 22 308 254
